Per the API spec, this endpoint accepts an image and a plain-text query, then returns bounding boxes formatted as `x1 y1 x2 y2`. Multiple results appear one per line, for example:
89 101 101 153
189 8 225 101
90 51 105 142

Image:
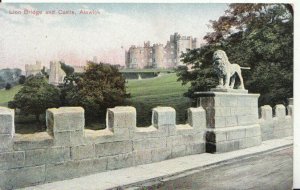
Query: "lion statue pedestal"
193 50 262 153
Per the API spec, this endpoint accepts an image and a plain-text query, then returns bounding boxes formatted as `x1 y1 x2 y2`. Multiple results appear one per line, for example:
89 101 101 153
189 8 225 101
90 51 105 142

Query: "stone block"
0 107 14 153
240 136 261 149
46 157 107 182
214 116 226 128
107 153 133 170
206 140 240 153
262 132 274 141
53 130 85 146
0 134 13 152
275 104 286 118
226 128 246 140
186 143 205 155
25 147 70 167
0 151 24 169
133 137 166 151
151 147 172 162
187 107 206 129
245 125 261 137
273 128 291 139
167 134 202 147
1 165 45 189
214 107 231 117
237 114 258 126
45 147 71 164
133 150 152 165
171 145 186 158
222 96 238 107
0 107 14 135
70 130 85 146
46 107 85 135
95 140 132 157
287 105 293 117
274 117 290 130
206 130 226 143
14 136 53 151
175 124 196 135
24 149 45 167
152 107 176 128
107 106 136 132
260 105 273 120
133 125 167 140
112 128 131 139
225 116 238 127
71 144 95 160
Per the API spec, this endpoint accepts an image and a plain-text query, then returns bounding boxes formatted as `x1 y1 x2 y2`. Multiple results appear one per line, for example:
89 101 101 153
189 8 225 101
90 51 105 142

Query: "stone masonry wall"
0 101 293 189
0 106 206 189
259 104 293 141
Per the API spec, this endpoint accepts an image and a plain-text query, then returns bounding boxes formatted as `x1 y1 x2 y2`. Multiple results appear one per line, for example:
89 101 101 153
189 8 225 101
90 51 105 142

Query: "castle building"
125 33 201 69
25 61 42 77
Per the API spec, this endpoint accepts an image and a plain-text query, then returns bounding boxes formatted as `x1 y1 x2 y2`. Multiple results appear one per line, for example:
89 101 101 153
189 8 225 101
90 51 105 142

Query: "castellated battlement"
0 106 206 189
0 101 293 189
259 104 293 141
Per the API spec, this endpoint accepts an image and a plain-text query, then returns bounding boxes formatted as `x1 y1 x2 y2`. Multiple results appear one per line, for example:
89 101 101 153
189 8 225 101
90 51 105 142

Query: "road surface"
155 147 293 190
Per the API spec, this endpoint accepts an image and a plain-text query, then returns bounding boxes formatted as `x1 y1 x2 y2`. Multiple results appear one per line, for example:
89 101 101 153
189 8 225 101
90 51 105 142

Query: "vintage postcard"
0 1 296 189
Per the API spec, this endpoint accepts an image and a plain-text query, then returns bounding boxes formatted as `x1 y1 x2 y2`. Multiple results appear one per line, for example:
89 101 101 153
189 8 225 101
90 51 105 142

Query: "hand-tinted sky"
0 3 228 70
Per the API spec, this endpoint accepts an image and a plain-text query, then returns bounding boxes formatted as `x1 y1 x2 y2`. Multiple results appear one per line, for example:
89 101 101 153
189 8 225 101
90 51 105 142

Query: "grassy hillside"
126 73 192 127
0 85 22 106
0 74 192 131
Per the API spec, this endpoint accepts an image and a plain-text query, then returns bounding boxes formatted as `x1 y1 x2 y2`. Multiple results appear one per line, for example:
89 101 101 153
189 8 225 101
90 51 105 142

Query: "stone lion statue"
212 50 250 90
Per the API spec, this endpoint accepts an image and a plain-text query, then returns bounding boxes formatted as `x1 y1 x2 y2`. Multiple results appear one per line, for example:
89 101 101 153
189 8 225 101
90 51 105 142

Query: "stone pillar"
0 107 14 152
46 107 85 146
195 92 262 153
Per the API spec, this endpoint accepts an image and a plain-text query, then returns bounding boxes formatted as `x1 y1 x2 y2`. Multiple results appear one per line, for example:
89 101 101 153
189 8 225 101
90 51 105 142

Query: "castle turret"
152 44 164 69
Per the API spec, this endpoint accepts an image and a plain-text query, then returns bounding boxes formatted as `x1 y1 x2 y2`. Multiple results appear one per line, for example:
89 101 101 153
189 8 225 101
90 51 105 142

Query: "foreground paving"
20 137 293 190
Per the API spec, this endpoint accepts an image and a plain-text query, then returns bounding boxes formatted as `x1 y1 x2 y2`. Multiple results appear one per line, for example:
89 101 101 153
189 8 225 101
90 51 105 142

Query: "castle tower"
49 61 66 86
25 61 42 77
152 44 164 69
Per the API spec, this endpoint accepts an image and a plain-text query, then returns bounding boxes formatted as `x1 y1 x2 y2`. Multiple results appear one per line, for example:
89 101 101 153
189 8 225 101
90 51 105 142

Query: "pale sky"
0 3 229 70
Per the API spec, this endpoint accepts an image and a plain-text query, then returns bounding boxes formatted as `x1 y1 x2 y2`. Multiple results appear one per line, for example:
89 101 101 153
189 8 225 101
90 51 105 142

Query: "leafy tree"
61 62 128 122
8 75 61 123
18 75 26 84
60 62 75 76
5 83 11 90
177 3 293 107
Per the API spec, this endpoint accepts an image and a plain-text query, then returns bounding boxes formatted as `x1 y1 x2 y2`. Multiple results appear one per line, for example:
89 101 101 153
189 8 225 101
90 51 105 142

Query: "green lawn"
0 85 22 106
0 74 192 132
126 73 192 126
